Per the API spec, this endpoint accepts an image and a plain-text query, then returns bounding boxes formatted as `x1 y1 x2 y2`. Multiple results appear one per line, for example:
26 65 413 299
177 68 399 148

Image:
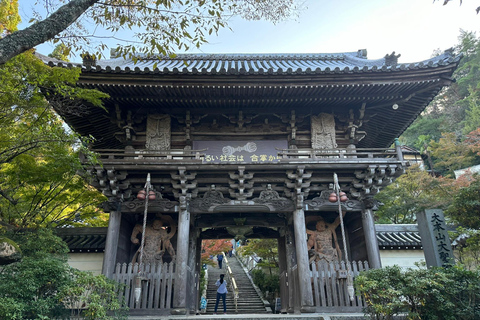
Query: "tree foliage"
238 239 278 274
0 0 20 35
429 132 478 177
0 52 108 229
375 166 456 224
0 0 301 64
201 239 231 265
355 264 480 320
446 174 480 230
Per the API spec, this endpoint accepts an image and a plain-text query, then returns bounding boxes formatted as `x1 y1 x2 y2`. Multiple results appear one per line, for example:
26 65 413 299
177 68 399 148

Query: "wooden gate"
113 262 174 312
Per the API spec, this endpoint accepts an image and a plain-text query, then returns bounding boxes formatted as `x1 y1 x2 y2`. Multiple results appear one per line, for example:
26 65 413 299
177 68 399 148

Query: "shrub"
355 265 480 320
250 268 280 296
59 270 128 320
0 229 126 319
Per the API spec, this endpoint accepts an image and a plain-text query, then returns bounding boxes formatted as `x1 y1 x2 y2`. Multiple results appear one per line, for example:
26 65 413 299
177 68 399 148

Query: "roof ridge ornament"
384 51 401 67
356 49 367 59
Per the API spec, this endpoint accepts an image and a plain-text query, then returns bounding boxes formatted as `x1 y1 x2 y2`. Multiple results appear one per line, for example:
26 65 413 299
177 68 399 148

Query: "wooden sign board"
193 140 288 163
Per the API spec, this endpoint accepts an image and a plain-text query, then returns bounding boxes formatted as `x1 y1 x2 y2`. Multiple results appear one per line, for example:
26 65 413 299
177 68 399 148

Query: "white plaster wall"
380 250 425 269
67 252 104 275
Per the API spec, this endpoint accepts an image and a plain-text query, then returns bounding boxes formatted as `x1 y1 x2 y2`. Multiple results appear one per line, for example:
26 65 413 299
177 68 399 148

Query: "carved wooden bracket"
229 166 254 200
88 168 129 200
351 164 404 198
285 166 312 209
222 111 258 130
171 167 197 198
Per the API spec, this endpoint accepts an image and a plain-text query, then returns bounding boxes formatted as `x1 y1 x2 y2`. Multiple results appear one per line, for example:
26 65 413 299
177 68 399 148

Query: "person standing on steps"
217 253 224 269
214 274 228 315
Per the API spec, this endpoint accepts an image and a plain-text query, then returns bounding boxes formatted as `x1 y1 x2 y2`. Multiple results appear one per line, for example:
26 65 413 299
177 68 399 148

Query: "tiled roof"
375 224 423 249
56 227 107 253
56 225 425 252
42 49 460 75
377 231 423 249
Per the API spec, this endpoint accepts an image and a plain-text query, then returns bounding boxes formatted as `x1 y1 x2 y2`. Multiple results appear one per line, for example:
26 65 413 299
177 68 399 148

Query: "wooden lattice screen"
113 262 174 310
311 260 369 312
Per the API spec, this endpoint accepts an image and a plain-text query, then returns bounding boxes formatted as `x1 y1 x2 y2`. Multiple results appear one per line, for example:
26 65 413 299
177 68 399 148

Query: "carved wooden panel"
311 113 337 149
146 114 171 150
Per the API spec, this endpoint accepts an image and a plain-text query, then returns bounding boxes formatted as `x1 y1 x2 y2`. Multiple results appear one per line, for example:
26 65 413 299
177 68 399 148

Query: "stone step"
206 255 268 314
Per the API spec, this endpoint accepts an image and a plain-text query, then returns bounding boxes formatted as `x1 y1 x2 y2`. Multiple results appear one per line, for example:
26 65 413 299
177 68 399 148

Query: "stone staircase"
205 255 269 314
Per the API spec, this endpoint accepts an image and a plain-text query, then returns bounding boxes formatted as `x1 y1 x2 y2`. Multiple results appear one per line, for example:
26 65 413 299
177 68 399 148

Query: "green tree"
429 132 478 177
446 174 480 230
0 0 20 35
375 166 455 224
239 239 278 274
0 0 301 64
0 52 108 229
48 43 71 61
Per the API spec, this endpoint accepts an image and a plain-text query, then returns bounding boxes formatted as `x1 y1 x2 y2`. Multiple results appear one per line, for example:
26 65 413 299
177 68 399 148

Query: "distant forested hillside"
375 31 480 267
399 30 480 177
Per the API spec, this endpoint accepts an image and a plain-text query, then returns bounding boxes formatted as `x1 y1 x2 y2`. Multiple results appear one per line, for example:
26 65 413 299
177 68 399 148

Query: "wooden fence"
113 262 174 310
311 260 369 312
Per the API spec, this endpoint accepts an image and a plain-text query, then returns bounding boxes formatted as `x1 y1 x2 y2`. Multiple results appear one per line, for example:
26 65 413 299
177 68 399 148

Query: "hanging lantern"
328 192 338 203
339 191 348 202
148 190 156 200
137 190 146 200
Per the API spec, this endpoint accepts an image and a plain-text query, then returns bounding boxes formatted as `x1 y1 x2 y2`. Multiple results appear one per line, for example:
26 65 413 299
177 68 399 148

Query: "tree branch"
0 0 99 65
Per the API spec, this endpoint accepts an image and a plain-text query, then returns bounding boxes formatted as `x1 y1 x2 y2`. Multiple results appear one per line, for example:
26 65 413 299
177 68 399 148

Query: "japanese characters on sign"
193 140 288 164
416 209 455 268
430 211 454 266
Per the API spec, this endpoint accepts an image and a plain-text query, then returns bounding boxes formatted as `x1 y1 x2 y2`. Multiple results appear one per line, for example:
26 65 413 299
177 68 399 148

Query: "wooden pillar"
195 236 202 313
284 224 297 313
172 195 190 314
293 205 315 313
362 202 381 269
102 201 121 278
187 228 200 314
277 231 287 314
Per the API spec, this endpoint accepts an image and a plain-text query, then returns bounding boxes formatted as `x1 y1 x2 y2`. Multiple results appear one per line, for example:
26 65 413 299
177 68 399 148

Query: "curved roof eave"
40 49 461 77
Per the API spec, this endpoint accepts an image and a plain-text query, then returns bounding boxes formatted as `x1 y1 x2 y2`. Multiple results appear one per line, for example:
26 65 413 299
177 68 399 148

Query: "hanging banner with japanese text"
193 140 288 163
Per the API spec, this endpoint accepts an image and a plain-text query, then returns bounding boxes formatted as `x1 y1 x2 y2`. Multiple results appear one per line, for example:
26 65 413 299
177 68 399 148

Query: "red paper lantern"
137 190 146 200
339 191 348 202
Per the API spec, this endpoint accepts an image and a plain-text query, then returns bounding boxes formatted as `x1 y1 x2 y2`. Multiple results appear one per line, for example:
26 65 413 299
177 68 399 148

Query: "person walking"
217 253 224 269
214 274 228 315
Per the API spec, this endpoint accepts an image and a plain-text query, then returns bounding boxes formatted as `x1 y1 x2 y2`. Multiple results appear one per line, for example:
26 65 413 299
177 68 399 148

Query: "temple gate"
47 49 459 315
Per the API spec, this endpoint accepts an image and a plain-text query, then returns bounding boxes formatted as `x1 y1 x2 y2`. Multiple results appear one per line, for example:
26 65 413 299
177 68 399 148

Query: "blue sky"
19 0 480 63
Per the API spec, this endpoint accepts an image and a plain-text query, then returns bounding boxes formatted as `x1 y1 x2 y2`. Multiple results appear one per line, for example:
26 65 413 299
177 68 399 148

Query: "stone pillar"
172 195 190 314
361 197 381 269
293 205 315 312
102 201 121 278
